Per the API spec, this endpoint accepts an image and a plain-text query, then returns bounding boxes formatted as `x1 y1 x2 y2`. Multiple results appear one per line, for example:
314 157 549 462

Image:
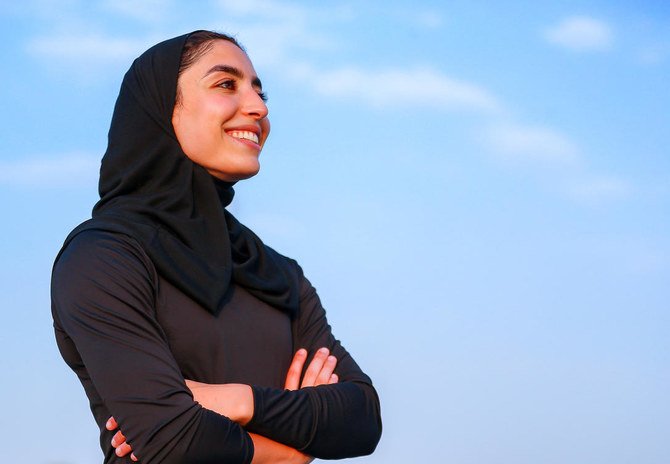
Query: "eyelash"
217 79 268 103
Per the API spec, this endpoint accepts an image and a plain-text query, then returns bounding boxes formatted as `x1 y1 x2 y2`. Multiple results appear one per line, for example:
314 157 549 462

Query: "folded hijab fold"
58 31 299 317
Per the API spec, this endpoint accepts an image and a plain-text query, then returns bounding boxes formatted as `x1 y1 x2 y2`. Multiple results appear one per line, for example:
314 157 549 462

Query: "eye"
216 79 237 90
257 91 268 103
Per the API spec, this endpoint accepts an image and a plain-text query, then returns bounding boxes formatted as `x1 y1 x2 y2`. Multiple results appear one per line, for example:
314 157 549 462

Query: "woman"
51 30 382 463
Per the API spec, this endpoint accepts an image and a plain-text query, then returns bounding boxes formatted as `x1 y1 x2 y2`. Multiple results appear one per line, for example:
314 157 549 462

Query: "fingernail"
319 347 329 354
327 355 336 363
298 348 307 356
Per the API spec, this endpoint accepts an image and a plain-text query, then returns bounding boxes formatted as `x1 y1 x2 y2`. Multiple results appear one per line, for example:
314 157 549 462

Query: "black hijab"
60 31 299 317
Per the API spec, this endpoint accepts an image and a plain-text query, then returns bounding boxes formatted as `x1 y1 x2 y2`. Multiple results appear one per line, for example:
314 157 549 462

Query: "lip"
224 124 263 149
224 124 261 137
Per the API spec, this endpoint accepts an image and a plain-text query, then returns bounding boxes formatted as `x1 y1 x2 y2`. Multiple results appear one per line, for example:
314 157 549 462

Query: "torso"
156 276 294 388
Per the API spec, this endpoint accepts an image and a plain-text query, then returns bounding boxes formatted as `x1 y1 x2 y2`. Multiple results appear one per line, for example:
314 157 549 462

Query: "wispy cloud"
218 0 308 22
215 1 496 113
565 175 631 203
416 11 443 29
485 123 580 165
27 33 152 63
405 9 444 29
544 16 613 52
101 0 173 22
637 43 670 65
0 154 99 188
289 64 501 112
215 0 344 68
219 1 629 206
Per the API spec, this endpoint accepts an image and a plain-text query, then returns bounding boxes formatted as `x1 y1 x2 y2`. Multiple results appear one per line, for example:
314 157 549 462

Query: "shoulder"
57 228 153 273
52 228 157 304
267 246 312 288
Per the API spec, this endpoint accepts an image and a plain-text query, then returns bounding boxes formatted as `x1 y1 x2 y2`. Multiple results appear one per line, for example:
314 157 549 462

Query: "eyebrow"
203 64 263 89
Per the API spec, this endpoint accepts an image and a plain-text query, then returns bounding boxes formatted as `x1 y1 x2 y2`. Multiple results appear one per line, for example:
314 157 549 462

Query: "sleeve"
245 265 383 459
51 230 254 464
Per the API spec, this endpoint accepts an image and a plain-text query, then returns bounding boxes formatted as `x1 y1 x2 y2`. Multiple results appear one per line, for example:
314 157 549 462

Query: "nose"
241 88 268 120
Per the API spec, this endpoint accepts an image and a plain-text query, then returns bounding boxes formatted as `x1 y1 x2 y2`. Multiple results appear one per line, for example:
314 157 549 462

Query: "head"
172 31 270 182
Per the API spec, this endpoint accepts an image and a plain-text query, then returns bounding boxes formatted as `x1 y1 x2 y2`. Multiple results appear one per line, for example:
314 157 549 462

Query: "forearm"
248 381 382 459
261 269 383 458
250 433 313 464
186 381 254 425
184 383 313 464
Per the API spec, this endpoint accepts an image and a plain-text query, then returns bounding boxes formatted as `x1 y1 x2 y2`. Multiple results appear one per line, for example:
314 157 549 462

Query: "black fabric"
249 383 382 458
65 31 298 317
51 229 381 463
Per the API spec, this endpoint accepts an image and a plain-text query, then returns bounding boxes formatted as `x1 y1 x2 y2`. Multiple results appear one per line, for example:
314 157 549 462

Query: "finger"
301 347 329 388
131 452 139 461
115 442 133 458
111 430 127 448
314 355 338 386
106 416 118 431
284 348 307 390
329 373 339 384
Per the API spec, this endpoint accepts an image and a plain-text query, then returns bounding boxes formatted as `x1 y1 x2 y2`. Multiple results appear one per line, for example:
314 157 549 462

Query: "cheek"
173 108 210 160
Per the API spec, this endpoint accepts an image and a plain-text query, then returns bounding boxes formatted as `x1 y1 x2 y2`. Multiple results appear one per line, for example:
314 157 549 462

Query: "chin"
209 164 261 182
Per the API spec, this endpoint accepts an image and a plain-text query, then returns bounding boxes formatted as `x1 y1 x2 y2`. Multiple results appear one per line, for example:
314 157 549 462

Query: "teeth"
229 130 259 144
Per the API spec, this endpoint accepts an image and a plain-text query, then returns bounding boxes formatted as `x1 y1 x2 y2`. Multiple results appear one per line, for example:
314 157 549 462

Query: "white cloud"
0 154 99 188
27 33 152 63
289 64 501 112
544 16 613 52
486 123 580 165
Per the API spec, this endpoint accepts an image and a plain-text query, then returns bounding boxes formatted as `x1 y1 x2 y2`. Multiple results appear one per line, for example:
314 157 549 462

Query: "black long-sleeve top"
51 230 382 463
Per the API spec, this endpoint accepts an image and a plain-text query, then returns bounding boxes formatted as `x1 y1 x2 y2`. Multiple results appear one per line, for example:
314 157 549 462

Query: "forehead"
188 40 257 77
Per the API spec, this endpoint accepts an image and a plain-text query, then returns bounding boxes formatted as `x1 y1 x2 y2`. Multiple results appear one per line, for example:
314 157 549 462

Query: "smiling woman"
50 30 381 464
172 39 271 181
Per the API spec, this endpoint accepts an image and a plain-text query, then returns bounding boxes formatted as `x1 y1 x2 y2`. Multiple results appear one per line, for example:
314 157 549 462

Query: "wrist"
237 384 254 426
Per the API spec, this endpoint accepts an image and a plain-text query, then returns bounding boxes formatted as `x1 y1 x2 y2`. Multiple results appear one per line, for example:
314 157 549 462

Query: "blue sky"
1 1 668 463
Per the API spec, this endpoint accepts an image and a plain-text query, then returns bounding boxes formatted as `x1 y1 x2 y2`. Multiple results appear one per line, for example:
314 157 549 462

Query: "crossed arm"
109 348 339 463
53 231 381 463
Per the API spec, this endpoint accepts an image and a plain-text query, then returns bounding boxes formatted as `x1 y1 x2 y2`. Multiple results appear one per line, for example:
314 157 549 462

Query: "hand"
284 347 338 390
106 416 138 461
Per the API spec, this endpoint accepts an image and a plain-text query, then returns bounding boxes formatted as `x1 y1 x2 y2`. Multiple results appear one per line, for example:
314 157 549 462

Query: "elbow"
349 393 383 457
365 412 383 456
352 382 383 456
309 409 382 459
309 383 383 459
350 418 382 457
133 407 254 464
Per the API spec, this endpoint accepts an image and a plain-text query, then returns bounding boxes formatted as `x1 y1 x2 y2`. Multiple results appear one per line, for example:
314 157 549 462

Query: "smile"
227 130 259 144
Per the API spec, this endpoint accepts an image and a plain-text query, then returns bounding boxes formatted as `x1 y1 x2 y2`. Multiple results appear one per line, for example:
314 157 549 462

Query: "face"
172 40 270 181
